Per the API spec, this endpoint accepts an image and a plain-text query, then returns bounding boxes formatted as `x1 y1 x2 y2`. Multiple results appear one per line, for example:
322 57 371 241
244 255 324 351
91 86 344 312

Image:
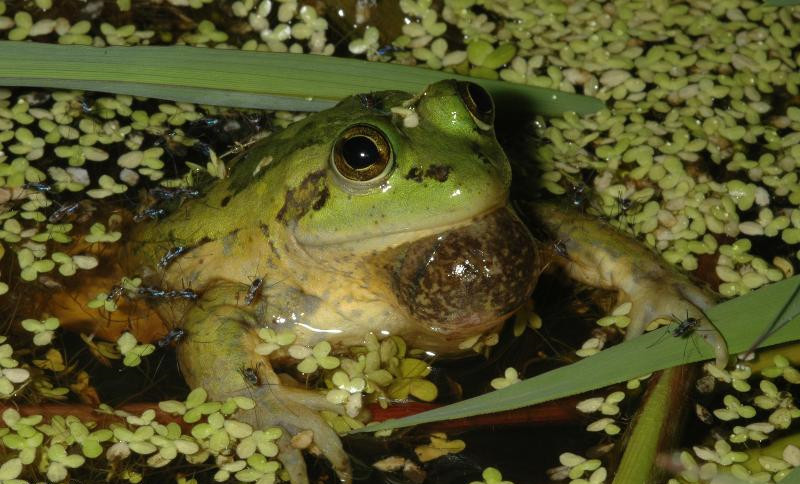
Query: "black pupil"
467 83 493 115
342 135 379 170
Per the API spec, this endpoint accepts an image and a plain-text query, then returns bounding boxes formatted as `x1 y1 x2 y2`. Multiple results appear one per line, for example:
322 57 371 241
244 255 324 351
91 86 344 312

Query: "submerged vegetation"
0 0 800 483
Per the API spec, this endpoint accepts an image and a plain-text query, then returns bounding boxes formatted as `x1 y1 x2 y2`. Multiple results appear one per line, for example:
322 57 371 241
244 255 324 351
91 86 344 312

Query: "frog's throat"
290 199 509 254
388 206 539 337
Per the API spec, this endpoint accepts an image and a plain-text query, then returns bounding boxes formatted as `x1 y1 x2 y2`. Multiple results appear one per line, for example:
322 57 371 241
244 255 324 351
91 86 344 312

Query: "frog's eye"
331 124 393 183
457 81 494 128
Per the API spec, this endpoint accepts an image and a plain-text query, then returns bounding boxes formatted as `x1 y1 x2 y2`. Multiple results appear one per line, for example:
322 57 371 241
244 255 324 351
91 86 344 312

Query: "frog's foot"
526 201 729 368
623 279 729 368
240 383 352 484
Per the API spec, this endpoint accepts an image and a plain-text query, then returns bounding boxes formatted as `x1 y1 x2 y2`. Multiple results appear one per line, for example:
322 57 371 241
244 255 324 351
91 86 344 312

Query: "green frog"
47 80 727 484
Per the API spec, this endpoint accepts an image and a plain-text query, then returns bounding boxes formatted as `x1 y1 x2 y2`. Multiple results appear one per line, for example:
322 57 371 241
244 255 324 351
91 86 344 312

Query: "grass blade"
765 0 800 6
355 275 800 432
0 41 604 116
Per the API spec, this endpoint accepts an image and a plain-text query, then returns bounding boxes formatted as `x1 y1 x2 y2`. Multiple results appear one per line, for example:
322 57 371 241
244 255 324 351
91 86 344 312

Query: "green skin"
123 80 727 484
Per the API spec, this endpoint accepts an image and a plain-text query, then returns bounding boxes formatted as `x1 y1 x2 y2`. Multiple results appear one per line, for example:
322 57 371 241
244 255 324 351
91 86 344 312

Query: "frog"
41 79 727 484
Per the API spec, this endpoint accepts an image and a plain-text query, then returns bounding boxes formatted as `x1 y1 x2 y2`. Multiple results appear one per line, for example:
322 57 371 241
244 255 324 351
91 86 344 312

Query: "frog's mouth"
388 206 539 338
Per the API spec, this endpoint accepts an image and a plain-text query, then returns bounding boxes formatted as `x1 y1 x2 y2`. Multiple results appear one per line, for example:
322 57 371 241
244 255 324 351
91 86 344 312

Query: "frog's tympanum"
45 80 727 484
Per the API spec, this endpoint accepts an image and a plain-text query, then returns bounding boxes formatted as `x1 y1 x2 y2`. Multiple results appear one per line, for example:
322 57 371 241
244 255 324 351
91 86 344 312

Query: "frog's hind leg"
176 285 352 484
523 200 728 368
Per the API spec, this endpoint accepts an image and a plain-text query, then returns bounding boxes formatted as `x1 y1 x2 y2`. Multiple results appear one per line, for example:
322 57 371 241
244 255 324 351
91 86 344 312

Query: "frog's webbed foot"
242 383 352 484
176 287 352 484
527 201 729 368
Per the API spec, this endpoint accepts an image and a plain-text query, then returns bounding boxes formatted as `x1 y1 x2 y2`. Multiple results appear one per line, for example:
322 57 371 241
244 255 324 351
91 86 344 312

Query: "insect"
78 96 95 115
48 202 81 223
157 328 186 348
376 44 403 56
240 366 261 386
569 182 591 209
106 285 125 302
137 286 199 301
149 186 201 202
243 277 264 306
158 246 189 270
133 207 168 223
647 311 706 359
553 240 568 258
22 182 53 193
669 313 699 338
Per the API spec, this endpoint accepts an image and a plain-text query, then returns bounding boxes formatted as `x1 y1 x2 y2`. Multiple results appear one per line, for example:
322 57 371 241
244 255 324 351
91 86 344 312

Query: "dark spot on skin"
425 165 451 182
259 224 269 237
406 167 423 183
312 187 329 211
277 170 328 222
220 195 231 207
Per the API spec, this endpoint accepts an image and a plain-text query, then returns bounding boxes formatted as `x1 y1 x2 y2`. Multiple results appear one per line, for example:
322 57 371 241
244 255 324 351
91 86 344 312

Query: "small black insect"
553 240 568 258
647 311 704 355
23 182 53 193
569 183 589 208
48 202 81 223
669 313 699 338
157 328 186 348
106 285 125 302
244 277 264 305
149 186 201 202
618 196 633 213
240 366 260 386
134 208 168 223
158 246 189 270
376 44 402 56
79 97 95 115
137 286 199 301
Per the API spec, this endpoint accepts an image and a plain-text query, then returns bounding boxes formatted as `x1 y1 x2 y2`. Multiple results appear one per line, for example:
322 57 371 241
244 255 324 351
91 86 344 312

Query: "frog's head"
249 80 538 342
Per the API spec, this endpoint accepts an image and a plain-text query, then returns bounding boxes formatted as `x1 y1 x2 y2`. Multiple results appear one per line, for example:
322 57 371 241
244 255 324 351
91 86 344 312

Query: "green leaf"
355 275 800 432
0 41 603 117
765 0 800 5
781 467 800 484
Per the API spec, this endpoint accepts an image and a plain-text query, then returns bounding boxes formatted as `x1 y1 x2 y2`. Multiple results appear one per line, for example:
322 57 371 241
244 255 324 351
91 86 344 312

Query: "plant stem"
612 365 697 484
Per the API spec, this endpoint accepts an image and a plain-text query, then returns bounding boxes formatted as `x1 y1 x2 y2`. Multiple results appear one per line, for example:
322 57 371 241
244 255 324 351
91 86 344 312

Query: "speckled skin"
45 80 727 484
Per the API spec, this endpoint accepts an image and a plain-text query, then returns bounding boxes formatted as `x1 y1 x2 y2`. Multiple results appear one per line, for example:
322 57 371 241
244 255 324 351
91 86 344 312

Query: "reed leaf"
355 275 800 432
0 41 603 116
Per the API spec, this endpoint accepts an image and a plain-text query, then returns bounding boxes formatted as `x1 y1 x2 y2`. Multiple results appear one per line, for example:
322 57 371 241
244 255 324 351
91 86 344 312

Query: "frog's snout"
390 206 538 337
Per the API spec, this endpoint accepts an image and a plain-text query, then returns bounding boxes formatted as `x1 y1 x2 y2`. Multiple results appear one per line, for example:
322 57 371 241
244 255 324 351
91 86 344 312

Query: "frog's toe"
276 433 310 484
249 384 353 484
624 282 729 368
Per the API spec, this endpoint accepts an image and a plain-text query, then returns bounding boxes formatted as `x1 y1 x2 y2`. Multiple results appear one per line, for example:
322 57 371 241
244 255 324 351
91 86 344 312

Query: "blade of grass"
612 366 696 484
354 275 800 433
0 41 604 116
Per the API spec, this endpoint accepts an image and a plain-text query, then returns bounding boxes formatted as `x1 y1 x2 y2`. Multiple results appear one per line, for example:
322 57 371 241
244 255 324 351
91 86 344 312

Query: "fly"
553 240 568 258
48 202 81 223
669 314 699 338
240 366 260 386
158 246 189 270
134 208 168 223
23 182 53 193
106 285 125 302
244 277 264 305
137 286 199 301
157 328 186 348
149 187 201 202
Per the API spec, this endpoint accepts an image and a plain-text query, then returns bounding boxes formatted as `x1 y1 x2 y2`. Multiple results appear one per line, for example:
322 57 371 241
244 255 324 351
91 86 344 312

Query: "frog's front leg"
526 201 728 368
175 284 352 484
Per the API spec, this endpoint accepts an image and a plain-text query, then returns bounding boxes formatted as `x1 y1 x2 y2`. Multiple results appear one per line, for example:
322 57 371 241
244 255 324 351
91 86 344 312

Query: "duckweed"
1 0 800 482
